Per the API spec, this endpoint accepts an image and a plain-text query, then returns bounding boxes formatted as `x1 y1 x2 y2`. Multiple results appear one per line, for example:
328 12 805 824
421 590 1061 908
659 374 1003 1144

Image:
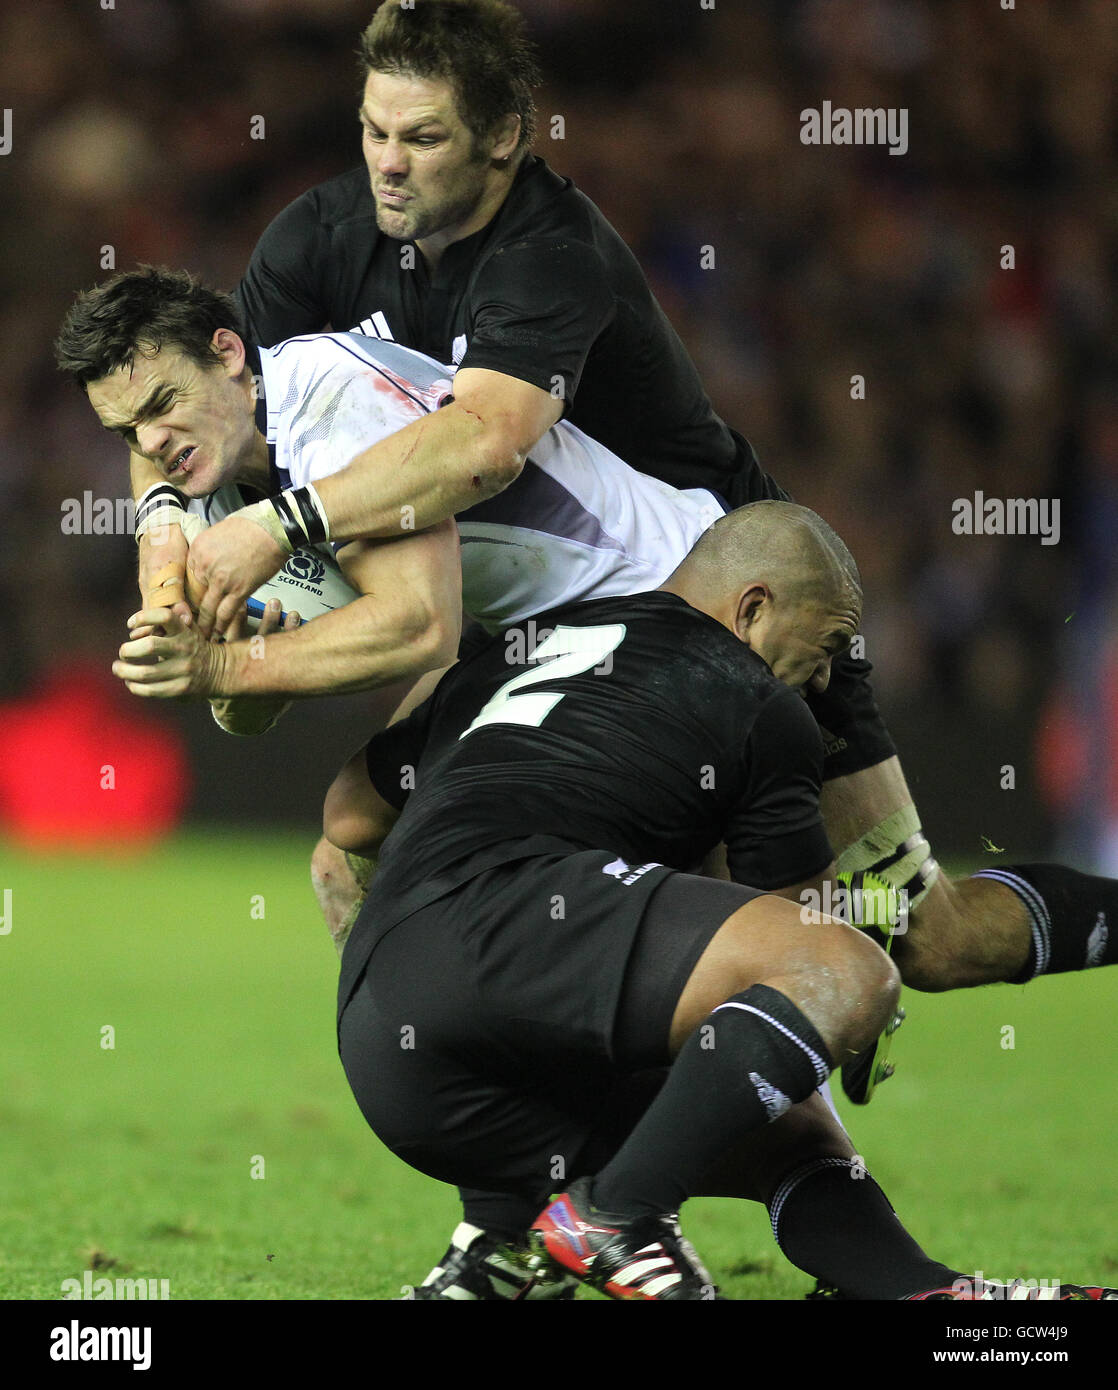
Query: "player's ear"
212 328 247 378
735 583 770 641
489 113 521 165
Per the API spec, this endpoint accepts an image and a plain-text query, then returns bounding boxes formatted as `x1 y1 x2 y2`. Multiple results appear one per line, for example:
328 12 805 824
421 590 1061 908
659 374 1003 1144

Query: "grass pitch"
1 831 1115 1301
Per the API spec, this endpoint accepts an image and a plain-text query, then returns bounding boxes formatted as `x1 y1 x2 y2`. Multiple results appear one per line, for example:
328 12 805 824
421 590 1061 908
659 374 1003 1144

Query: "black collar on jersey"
411 157 551 353
243 340 282 491
244 340 266 431
418 155 551 287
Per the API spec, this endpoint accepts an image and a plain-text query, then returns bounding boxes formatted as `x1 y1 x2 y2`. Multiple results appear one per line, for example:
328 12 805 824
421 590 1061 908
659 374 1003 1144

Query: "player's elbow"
427 611 462 670
398 598 461 675
465 432 526 499
451 407 529 499
484 436 528 492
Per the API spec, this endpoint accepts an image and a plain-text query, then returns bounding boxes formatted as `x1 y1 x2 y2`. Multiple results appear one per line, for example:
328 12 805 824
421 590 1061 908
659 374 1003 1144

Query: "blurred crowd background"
1 0 1116 862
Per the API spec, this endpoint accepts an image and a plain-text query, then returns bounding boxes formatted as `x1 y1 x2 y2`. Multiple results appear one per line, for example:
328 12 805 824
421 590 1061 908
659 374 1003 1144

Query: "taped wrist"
835 804 940 909
239 485 330 554
135 484 185 542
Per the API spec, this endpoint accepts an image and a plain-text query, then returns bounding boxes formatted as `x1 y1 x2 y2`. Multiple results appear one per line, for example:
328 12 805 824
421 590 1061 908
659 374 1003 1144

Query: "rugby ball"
245 545 361 631
180 506 360 632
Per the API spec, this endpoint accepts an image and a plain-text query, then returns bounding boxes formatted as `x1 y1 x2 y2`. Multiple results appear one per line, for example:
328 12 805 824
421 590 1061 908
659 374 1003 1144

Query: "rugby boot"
842 1003 905 1105
530 1177 722 1300
407 1222 577 1300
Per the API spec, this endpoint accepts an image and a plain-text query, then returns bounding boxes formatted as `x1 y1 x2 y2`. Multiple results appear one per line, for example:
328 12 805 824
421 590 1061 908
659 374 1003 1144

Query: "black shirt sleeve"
363 694 440 811
461 238 614 403
724 689 833 890
234 193 329 347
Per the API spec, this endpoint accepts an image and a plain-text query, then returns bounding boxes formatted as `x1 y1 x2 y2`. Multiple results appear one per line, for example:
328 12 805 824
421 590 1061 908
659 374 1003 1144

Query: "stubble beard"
375 190 480 242
373 150 493 243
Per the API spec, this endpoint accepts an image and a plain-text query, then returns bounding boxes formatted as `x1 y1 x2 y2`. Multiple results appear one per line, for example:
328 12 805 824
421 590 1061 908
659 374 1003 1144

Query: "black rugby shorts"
337 851 764 1196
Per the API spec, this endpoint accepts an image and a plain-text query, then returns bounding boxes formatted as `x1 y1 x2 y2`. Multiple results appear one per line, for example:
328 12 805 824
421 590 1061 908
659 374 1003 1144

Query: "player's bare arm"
131 450 189 615
115 520 461 701
187 368 562 638
209 597 301 736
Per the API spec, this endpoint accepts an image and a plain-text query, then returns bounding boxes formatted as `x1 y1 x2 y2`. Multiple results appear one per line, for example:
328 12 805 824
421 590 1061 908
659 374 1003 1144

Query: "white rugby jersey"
197 332 727 632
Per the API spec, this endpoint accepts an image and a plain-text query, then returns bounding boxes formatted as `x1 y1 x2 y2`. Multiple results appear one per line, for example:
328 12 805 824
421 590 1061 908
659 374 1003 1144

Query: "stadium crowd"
1 0 1115 859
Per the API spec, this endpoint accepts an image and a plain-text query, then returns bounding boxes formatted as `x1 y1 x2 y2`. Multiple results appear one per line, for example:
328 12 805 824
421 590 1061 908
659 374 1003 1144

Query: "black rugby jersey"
349 591 831 973
234 157 781 506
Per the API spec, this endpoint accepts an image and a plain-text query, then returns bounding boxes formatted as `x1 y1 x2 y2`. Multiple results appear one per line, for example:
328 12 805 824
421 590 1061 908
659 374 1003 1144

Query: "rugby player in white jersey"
58 268 724 713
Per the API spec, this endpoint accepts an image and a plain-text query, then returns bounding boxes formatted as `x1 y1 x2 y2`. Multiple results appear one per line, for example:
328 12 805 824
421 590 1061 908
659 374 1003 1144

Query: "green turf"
1 832 1115 1301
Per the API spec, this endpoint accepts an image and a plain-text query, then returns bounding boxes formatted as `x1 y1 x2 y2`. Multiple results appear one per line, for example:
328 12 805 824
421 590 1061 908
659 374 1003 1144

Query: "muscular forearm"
180 370 555 639
129 450 164 500
312 401 521 542
214 595 459 698
130 451 189 607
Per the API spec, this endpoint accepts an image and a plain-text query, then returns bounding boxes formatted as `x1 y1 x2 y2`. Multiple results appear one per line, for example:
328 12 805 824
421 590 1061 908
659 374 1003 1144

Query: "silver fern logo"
750 1072 792 1120
601 858 662 886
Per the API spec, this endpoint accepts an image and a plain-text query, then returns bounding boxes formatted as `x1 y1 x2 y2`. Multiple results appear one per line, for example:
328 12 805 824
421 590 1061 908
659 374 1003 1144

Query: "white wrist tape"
237 499 291 553
134 484 186 542
237 483 331 555
835 803 940 908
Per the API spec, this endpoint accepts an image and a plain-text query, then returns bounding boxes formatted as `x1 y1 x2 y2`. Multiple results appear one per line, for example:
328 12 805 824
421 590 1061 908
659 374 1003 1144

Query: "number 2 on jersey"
459 624 627 740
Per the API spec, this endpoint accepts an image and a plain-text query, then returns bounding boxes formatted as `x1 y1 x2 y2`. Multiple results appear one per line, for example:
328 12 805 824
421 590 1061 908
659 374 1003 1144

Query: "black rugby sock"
458 1188 543 1244
770 1157 962 1299
591 984 832 1218
973 863 1118 981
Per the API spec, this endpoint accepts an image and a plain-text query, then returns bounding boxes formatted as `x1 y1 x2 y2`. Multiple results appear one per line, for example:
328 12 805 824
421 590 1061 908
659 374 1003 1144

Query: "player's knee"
310 835 348 897
323 753 393 856
833 921 902 1035
864 936 902 1022
323 804 370 855
323 785 378 856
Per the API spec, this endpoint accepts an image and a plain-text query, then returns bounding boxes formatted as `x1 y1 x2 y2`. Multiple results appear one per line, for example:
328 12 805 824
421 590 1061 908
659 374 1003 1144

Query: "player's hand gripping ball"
147 490 359 633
